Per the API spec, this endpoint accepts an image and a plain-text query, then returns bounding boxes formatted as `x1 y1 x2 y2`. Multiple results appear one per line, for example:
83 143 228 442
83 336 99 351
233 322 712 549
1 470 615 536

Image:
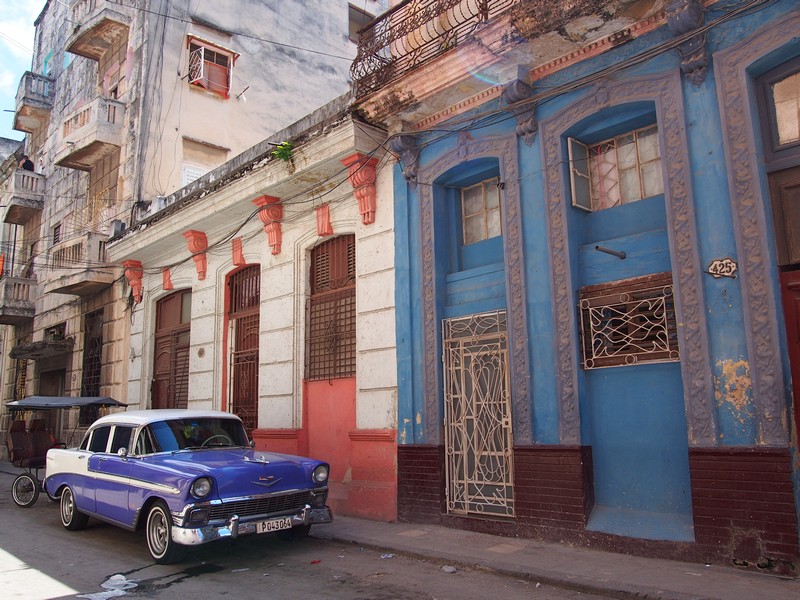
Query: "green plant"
271 141 293 162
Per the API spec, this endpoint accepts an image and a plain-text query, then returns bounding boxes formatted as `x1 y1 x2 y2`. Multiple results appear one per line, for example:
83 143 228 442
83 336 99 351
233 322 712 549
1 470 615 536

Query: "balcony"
66 0 132 61
42 232 117 296
4 170 45 225
55 97 125 171
0 277 36 325
350 0 519 98
13 71 54 133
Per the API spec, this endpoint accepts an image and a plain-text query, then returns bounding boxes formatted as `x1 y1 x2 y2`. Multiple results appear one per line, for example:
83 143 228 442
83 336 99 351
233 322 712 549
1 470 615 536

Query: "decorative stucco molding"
389 135 420 185
316 204 334 237
540 70 715 446
501 79 537 145
715 11 800 447
183 230 208 280
123 259 144 303
253 195 283 255
418 134 532 444
666 0 708 86
341 153 379 225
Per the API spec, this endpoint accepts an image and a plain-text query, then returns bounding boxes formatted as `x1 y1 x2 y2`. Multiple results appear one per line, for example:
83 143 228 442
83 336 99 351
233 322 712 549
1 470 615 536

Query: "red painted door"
152 290 191 409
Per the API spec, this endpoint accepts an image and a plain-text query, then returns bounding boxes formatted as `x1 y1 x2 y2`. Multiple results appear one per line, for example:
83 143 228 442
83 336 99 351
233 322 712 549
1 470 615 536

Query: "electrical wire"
3 0 776 278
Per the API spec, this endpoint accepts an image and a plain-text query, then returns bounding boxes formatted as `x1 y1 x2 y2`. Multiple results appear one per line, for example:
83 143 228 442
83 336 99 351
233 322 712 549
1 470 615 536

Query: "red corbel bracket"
183 230 208 280
341 153 379 225
253 195 283 255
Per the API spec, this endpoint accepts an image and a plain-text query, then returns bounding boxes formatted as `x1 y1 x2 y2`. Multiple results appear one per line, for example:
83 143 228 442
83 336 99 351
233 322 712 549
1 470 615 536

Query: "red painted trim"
349 430 396 442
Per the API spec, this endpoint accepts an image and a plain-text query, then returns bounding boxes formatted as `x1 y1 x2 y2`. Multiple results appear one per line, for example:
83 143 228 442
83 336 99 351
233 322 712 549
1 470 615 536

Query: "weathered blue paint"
392 0 800 542
518 136 561 443
585 362 693 537
394 161 423 445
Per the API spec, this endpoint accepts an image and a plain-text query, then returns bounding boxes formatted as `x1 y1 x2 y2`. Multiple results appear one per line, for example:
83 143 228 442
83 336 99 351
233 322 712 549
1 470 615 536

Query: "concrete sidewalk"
315 515 800 600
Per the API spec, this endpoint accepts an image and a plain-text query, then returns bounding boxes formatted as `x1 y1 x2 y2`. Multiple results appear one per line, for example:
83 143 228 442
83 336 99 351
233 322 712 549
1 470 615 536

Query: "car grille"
209 490 312 521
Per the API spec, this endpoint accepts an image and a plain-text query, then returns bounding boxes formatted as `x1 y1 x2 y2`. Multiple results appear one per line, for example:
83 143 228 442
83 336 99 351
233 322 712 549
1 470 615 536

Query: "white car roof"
90 409 241 428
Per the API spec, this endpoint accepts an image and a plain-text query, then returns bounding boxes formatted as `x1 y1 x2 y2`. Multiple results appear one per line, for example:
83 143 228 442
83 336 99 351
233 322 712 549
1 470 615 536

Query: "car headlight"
312 465 329 484
191 477 212 498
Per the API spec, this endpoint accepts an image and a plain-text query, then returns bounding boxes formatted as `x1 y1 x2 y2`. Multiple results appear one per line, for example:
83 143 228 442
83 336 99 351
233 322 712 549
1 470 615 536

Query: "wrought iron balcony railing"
350 0 519 98
350 0 616 99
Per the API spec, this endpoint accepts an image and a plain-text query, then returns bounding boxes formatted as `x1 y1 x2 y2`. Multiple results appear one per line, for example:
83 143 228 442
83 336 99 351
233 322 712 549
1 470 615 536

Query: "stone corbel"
316 204 334 237
123 260 144 303
341 153 379 225
253 195 283 255
502 79 537 145
666 0 708 86
183 230 208 280
389 134 419 186
232 237 246 266
162 268 173 291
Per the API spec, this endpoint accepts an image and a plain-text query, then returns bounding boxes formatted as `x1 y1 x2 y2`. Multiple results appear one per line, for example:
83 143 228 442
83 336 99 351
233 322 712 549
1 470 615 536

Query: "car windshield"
146 417 249 452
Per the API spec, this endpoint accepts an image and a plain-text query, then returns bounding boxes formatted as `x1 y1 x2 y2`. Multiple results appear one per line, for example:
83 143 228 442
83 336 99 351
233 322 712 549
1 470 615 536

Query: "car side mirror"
249 440 255 449
117 447 128 458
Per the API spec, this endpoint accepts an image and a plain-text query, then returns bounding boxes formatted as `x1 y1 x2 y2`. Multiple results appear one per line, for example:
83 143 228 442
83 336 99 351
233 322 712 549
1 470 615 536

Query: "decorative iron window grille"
306 235 356 380
188 41 235 98
579 273 679 369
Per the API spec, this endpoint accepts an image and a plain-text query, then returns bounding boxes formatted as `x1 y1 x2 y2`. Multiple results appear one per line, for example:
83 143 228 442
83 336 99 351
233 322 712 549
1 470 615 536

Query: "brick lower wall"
689 447 799 572
398 444 800 574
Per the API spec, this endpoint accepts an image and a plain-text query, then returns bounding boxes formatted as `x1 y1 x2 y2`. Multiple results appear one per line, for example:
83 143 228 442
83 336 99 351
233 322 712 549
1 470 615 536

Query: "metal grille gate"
443 310 514 518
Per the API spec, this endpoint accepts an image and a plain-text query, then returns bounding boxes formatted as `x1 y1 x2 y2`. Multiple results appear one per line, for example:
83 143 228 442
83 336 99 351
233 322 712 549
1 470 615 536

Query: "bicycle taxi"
5 395 126 507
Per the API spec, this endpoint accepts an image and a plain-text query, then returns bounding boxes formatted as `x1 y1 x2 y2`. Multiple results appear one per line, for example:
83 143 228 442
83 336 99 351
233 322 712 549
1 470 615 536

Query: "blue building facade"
353 0 800 571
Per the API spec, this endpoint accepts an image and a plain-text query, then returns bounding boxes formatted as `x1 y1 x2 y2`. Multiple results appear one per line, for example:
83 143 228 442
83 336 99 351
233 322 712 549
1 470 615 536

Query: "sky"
0 0 40 142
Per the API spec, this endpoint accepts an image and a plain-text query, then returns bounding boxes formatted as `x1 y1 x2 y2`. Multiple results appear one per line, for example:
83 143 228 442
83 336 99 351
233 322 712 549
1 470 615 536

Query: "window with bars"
306 235 356 380
578 273 679 369
569 125 663 212
14 359 27 401
80 310 104 425
462 177 502 245
228 265 260 431
187 38 237 98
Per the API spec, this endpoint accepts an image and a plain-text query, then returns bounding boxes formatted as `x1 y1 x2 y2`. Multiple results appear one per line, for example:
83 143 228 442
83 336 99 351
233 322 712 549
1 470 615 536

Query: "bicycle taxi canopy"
6 396 126 507
7 396 126 410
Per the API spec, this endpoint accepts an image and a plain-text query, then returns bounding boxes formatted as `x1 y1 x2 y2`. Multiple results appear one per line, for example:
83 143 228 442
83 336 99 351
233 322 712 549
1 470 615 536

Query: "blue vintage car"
44 409 332 564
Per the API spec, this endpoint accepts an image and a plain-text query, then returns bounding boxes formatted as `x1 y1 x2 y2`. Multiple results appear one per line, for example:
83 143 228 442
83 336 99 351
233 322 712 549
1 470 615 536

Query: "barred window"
579 273 679 369
80 310 104 425
306 235 356 380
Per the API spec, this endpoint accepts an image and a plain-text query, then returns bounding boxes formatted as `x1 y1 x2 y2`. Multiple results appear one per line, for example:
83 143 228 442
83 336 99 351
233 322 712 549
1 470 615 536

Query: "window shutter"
188 46 205 86
568 137 592 211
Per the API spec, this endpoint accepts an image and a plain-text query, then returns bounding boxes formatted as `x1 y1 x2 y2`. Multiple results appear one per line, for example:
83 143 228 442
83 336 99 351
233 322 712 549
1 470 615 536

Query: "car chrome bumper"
171 505 333 546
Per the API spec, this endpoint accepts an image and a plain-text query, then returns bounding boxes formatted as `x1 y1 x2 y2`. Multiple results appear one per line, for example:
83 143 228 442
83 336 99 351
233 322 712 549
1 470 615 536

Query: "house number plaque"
707 257 737 278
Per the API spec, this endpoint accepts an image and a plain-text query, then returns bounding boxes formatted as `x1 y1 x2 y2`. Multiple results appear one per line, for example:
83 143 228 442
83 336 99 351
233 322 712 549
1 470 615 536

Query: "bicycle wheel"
11 473 40 507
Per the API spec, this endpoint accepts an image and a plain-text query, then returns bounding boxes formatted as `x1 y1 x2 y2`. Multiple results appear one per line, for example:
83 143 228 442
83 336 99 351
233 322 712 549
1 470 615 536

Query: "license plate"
255 516 293 534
